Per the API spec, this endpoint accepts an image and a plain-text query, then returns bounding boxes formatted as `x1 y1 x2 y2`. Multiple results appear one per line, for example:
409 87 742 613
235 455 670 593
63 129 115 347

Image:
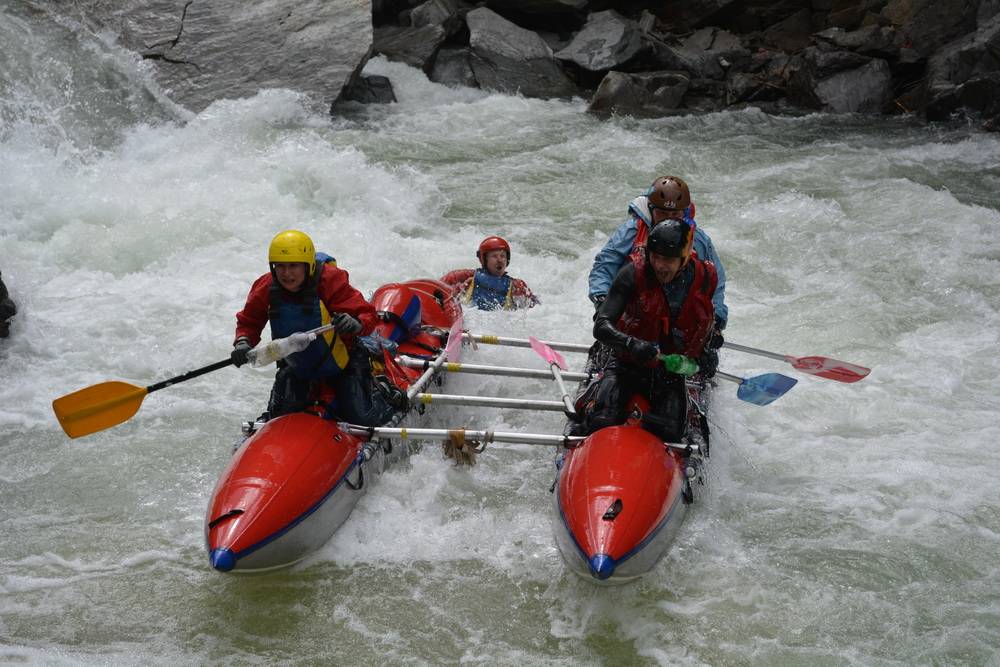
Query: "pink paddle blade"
789 356 870 383
445 314 464 362
528 336 567 370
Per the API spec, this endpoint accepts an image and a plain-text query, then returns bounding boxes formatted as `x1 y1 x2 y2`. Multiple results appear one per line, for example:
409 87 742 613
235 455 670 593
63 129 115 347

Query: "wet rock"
554 10 643 72
84 0 373 113
466 7 577 98
484 0 587 14
881 0 978 58
813 57 892 111
588 70 690 117
763 8 814 52
374 24 449 72
814 25 898 58
430 47 479 88
339 75 397 104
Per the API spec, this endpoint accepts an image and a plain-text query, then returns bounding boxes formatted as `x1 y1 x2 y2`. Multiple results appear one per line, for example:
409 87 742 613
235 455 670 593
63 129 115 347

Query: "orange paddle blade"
52 381 149 439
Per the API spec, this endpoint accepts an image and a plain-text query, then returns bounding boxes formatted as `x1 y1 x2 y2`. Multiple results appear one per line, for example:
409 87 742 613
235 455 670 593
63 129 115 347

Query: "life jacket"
616 257 717 359
626 198 697 266
463 268 514 311
267 253 350 380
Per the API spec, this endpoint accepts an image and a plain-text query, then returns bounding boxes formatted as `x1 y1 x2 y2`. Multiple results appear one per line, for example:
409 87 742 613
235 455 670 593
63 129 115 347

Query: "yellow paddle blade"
52 381 149 439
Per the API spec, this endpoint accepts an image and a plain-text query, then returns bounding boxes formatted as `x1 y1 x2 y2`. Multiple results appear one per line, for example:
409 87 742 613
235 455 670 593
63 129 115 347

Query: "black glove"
231 337 252 367
591 295 606 321
625 336 658 363
698 348 719 378
708 328 724 350
331 312 362 335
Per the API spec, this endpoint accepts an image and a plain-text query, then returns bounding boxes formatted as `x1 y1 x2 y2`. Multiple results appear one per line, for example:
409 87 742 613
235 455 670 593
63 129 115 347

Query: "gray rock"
814 25 897 58
374 24 448 72
554 10 643 72
85 0 373 113
763 8 814 52
669 0 740 31
925 14 1000 119
339 75 397 104
588 70 690 118
411 0 458 27
814 58 892 112
467 8 577 98
430 47 479 88
674 27 751 80
881 0 978 57
485 0 586 14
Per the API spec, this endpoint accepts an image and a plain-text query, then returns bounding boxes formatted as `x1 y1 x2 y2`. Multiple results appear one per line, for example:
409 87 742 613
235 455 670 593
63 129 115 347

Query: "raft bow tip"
588 553 617 580
209 548 237 573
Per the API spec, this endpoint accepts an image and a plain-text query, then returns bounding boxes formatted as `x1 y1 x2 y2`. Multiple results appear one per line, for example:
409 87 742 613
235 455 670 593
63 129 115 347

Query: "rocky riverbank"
63 0 1000 129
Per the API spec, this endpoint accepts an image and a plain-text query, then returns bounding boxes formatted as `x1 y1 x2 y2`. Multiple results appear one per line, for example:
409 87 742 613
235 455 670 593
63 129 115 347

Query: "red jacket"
234 264 378 346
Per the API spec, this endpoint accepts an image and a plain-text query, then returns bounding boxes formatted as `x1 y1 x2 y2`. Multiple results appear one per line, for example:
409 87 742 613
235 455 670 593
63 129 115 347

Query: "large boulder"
925 14 1000 120
789 44 892 111
881 0 978 57
587 70 690 117
484 0 586 15
81 0 373 113
430 47 479 88
554 10 643 72
466 7 578 97
373 24 448 72
813 58 892 111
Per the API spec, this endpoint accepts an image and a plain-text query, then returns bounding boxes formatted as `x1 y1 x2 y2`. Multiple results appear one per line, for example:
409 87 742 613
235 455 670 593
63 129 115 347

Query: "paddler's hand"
625 336 658 364
708 318 725 350
331 312 362 335
231 337 252 367
591 295 606 321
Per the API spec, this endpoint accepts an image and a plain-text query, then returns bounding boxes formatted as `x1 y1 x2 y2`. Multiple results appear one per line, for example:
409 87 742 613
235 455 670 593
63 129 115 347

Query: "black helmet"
646 219 694 262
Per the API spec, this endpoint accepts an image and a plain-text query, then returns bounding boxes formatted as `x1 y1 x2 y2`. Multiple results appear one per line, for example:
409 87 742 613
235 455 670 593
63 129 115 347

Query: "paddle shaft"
415 392 567 412
147 358 233 393
397 356 588 382
722 341 788 363
462 333 591 354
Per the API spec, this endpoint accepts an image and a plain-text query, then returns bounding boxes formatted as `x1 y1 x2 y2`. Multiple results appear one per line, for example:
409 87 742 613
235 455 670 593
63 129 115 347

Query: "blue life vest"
267 253 349 380
464 269 513 311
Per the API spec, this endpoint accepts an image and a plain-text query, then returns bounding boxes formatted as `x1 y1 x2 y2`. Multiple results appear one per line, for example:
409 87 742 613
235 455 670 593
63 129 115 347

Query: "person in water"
440 236 539 310
588 176 728 332
0 271 16 339
230 229 405 425
570 219 723 441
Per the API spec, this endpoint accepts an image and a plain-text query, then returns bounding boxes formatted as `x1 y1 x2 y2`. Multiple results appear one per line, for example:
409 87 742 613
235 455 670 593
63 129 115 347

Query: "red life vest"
616 256 718 358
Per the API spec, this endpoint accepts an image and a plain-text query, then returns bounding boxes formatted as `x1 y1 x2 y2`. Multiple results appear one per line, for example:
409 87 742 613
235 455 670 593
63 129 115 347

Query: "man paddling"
571 219 723 441
588 176 728 332
440 236 539 310
230 230 405 426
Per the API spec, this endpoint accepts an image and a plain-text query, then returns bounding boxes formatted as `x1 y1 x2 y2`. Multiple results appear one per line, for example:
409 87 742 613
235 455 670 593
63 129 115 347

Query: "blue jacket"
588 196 728 327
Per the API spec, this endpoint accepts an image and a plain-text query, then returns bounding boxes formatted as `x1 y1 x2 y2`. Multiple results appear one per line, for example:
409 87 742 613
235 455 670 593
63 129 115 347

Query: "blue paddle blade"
736 373 798 406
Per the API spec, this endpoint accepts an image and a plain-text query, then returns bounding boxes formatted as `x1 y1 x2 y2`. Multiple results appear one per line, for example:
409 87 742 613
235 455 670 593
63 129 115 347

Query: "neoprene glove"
698 348 719 378
625 336 658 363
331 312 362 335
708 328 724 350
231 338 252 367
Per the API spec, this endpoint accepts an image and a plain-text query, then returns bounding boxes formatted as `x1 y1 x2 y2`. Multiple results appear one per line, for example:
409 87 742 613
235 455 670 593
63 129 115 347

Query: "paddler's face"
274 262 308 292
482 249 508 277
649 252 684 285
650 206 686 224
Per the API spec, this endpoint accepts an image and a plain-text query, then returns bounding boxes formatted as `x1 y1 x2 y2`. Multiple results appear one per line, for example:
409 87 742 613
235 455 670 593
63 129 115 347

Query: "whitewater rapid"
2 7 999 664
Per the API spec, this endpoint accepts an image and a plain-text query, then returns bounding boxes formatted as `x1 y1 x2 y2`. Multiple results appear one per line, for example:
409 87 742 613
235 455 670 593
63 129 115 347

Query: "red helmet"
476 236 511 266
